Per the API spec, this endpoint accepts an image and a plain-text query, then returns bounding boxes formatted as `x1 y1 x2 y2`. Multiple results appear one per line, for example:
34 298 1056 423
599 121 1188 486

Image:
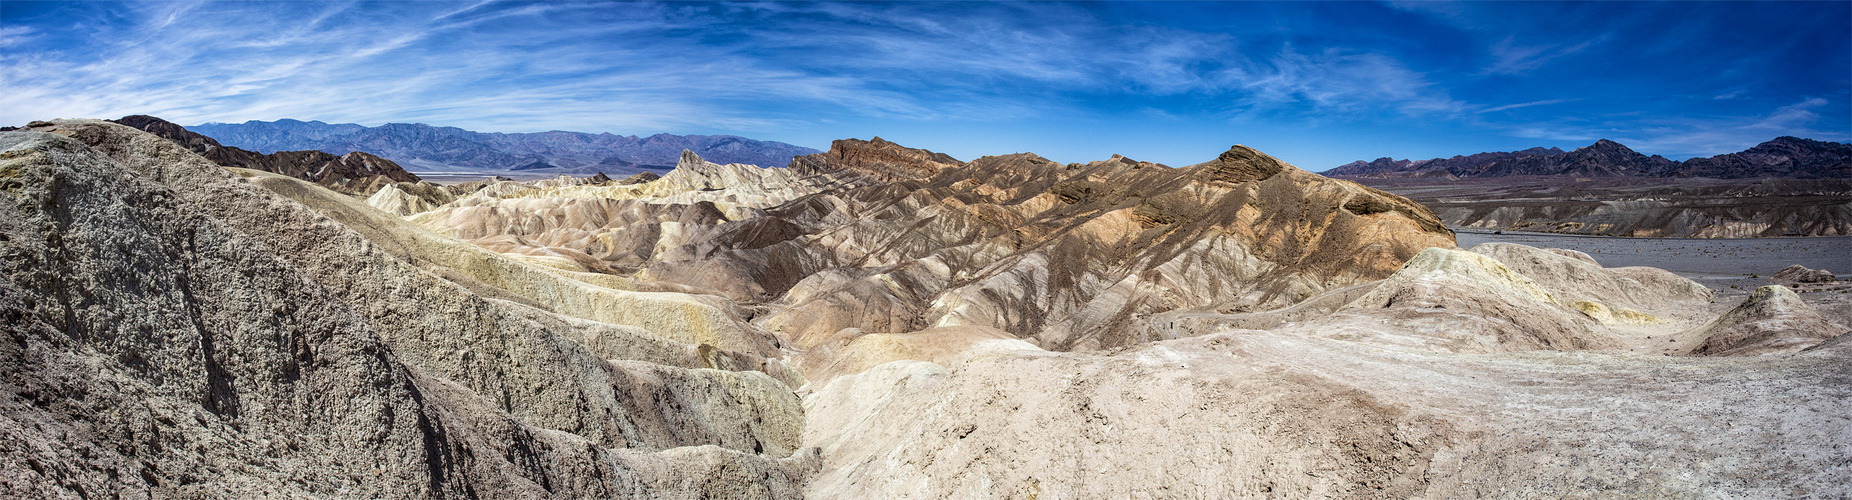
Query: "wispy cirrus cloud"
1483 37 1598 75
0 1 1844 168
0 1 1467 132
1231 47 1464 118
1479 99 1577 114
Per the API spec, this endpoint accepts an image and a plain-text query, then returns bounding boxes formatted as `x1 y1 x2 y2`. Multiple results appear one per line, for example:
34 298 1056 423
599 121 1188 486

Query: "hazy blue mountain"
189 119 822 174
190 119 367 153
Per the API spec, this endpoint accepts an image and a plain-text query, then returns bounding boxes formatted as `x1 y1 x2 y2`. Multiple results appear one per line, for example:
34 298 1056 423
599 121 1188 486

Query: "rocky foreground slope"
2 120 815 498
3 120 1848 498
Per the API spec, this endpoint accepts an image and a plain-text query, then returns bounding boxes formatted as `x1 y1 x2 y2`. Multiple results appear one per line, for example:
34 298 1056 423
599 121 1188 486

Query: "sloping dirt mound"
1326 247 1618 352
803 330 1852 498
1687 285 1850 356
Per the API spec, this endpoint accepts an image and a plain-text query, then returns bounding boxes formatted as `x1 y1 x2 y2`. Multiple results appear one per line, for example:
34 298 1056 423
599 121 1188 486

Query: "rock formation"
365 181 458 216
4 119 1848 498
1 120 814 498
413 137 1454 352
1774 264 1838 284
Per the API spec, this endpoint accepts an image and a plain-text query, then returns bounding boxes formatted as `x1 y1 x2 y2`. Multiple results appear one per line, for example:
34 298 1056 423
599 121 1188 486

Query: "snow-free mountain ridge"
1330 136 1851 179
189 119 822 175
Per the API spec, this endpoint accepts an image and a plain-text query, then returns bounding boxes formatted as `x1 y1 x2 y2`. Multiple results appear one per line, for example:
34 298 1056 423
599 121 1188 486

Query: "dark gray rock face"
1674 136 1852 179
1327 147 1564 178
0 121 815 498
1444 139 1675 177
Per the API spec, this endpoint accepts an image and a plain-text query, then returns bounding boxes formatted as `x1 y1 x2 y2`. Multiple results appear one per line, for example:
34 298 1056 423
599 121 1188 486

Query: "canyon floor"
2 120 1847 498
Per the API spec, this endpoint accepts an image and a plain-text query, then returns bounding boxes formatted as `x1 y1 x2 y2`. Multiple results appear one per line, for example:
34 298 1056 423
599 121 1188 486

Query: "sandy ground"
1457 229 1852 327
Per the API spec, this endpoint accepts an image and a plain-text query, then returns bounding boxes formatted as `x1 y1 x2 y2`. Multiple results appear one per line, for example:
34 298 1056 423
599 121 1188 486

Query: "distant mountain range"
1328 137 1852 179
112 115 421 196
188 119 822 175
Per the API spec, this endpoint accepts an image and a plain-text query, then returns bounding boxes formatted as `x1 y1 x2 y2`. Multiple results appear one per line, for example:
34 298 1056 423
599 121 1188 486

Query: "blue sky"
2 1 1847 169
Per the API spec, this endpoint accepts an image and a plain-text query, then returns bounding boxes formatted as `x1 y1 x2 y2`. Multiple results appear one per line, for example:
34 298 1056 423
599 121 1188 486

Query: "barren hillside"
2 120 1846 498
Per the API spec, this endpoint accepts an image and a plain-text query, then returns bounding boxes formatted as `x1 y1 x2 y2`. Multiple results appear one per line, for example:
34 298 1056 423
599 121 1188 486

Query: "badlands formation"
1 119 1848 498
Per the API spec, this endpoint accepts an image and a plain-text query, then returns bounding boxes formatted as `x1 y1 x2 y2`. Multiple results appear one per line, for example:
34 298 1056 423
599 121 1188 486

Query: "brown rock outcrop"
1194 144 1286 184
789 136 963 182
1774 264 1837 284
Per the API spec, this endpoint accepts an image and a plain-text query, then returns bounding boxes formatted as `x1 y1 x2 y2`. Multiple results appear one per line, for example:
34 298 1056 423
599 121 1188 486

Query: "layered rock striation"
5 119 1848 499
408 137 1455 354
0 120 815 498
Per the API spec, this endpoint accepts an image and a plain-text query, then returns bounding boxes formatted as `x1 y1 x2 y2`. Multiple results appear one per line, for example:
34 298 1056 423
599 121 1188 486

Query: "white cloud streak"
0 1 1481 134
1483 37 1598 75
1479 99 1577 114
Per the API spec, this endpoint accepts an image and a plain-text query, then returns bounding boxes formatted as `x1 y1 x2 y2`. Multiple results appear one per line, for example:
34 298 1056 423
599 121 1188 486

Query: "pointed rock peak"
678 149 707 166
1197 144 1288 184
589 172 612 184
1585 139 1634 152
